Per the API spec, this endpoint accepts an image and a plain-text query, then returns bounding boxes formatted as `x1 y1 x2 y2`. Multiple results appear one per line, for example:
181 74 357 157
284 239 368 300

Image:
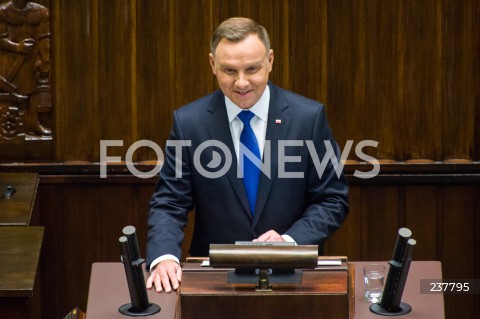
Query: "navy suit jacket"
146 83 349 268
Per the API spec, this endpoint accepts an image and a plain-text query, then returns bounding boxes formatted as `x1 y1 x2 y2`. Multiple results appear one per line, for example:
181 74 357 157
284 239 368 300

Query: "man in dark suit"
146 17 349 293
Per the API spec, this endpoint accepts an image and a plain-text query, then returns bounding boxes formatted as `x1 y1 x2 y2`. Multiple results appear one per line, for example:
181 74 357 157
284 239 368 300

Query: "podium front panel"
179 266 352 319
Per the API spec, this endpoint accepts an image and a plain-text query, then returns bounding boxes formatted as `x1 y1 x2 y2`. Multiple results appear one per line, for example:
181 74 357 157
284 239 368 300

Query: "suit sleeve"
146 111 194 268
284 105 349 248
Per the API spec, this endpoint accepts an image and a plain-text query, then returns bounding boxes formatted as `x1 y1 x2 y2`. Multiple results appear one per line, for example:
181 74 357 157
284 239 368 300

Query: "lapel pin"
275 119 282 124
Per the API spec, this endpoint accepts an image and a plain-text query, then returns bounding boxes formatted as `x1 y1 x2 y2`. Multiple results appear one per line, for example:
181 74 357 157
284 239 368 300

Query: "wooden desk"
86 261 444 319
353 261 444 318
0 226 44 319
0 173 39 225
86 263 177 319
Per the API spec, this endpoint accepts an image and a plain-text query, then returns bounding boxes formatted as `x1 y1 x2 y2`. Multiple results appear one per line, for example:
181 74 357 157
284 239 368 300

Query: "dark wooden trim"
1 162 479 175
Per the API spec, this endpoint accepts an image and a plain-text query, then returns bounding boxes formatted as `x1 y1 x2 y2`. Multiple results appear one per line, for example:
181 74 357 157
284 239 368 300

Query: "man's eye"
247 67 258 73
224 68 235 75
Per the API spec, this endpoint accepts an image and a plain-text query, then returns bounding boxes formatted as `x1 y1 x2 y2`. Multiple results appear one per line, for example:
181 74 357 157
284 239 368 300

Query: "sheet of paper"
317 260 342 266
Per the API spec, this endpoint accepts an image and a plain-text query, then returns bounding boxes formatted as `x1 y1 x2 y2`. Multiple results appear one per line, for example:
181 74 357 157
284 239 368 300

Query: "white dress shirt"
225 85 270 161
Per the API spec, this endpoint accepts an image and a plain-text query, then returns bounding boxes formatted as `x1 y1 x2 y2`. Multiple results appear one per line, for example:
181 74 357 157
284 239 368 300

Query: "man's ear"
267 49 274 72
209 53 217 75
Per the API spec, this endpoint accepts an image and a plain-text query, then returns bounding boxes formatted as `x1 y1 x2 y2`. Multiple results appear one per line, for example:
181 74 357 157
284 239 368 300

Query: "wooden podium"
178 258 354 319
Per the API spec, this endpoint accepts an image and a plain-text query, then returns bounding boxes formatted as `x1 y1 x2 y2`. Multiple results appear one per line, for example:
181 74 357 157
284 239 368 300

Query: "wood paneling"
439 186 477 318
39 0 480 163
38 176 153 318
327 0 367 155
441 0 478 161
53 0 99 161
364 0 401 160
28 168 480 319
136 0 174 157
1 0 479 318
404 186 438 260
288 0 327 103
325 185 362 260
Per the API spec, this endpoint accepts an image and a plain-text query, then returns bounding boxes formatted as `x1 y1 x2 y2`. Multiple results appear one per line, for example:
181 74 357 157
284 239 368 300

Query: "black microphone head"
398 228 412 239
122 225 136 236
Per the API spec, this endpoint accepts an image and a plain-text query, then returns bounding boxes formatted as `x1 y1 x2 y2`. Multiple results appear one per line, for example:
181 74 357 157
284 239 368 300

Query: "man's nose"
235 73 249 89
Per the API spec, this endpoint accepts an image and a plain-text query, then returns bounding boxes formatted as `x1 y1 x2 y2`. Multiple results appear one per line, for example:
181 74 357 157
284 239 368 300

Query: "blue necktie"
237 110 261 216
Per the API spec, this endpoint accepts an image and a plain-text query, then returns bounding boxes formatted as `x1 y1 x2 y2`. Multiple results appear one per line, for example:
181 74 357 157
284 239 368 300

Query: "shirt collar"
225 85 270 123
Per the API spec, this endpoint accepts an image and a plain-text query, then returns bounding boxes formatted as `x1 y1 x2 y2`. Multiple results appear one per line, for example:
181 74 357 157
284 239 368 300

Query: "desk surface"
0 173 38 225
0 226 44 297
354 261 444 319
86 261 444 319
87 263 177 319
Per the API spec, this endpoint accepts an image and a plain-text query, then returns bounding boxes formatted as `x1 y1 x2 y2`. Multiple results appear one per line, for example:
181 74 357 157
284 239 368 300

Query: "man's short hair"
210 17 271 56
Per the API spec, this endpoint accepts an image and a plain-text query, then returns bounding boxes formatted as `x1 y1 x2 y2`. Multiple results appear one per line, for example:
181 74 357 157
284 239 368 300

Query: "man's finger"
166 266 179 290
158 266 173 293
146 273 154 289
154 274 163 293
176 267 183 282
256 230 275 241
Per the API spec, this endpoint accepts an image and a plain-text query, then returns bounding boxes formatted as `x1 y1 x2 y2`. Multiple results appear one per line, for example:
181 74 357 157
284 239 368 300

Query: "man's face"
209 34 274 109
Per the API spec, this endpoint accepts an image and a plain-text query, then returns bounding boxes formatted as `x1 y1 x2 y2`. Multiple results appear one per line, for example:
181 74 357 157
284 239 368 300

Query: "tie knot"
237 110 255 126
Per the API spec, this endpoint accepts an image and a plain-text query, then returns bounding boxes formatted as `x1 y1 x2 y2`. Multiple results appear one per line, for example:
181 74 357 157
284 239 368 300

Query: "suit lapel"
253 84 291 225
204 91 252 218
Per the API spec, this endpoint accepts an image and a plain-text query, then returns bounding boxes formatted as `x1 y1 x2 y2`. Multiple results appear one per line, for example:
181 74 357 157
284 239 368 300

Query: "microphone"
391 228 412 263
118 226 161 316
389 239 416 309
378 228 411 310
370 228 415 316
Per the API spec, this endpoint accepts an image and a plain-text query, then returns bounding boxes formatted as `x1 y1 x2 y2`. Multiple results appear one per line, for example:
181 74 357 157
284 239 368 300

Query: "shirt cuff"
149 254 180 272
281 234 297 244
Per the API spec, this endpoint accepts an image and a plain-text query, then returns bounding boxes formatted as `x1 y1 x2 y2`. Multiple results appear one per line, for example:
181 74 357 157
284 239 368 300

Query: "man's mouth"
235 90 252 97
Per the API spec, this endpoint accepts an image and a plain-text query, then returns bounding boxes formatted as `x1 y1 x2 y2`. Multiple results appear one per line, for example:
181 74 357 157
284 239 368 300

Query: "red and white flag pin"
275 119 282 124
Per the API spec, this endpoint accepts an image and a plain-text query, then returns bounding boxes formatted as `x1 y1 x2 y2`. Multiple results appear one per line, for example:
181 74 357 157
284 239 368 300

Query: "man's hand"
146 259 182 293
253 230 286 242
